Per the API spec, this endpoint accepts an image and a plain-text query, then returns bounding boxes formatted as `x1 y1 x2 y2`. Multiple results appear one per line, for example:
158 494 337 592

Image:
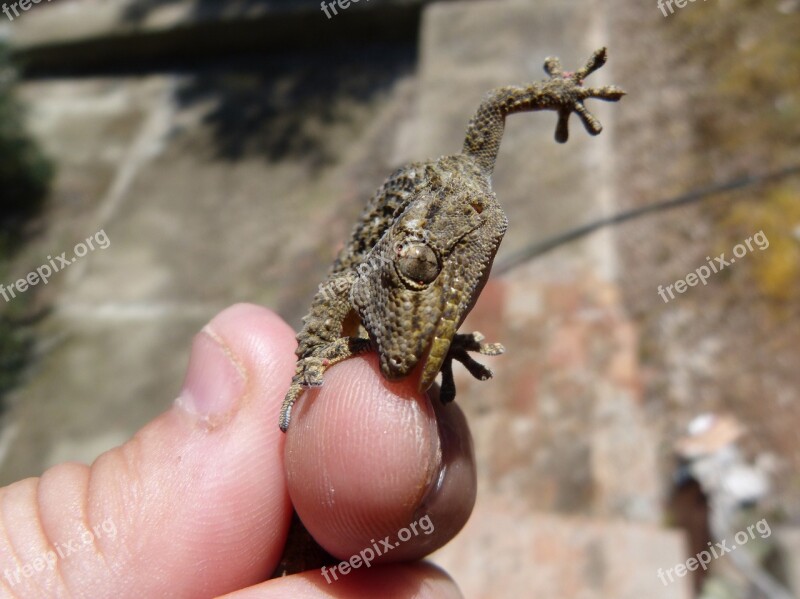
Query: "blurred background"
0 0 798 597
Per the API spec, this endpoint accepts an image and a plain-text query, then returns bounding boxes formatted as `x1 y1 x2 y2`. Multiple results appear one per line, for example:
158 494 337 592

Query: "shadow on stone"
173 43 415 163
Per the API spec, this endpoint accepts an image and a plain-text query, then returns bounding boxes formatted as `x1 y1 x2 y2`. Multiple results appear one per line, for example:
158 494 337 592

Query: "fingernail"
175 327 247 427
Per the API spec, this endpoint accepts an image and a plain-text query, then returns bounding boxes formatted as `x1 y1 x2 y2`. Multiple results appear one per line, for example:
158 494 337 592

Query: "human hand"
0 304 475 598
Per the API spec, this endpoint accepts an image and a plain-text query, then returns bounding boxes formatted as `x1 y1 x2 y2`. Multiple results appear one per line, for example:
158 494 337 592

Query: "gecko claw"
575 46 608 80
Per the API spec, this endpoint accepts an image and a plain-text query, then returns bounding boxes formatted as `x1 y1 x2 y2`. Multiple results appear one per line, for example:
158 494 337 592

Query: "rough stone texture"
432 495 692 599
452 264 662 523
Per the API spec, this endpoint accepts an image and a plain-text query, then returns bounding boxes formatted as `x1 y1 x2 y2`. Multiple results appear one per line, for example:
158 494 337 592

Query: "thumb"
0 304 296 598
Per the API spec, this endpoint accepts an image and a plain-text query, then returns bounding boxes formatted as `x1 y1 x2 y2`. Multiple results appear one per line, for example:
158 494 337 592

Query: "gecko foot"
279 337 372 431
543 47 626 143
279 380 304 432
439 332 505 404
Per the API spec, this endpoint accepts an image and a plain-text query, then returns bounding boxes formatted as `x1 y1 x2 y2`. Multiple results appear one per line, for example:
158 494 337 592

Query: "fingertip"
285 354 439 556
284 353 477 562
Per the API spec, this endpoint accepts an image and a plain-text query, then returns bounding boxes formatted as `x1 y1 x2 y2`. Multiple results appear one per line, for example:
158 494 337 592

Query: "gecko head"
350 184 507 389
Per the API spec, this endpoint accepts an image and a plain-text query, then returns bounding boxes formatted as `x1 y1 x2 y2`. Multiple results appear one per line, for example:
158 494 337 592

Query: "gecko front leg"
279 273 371 432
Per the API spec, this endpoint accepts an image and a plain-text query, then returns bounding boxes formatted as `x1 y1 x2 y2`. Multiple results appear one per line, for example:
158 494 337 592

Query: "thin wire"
493 163 800 276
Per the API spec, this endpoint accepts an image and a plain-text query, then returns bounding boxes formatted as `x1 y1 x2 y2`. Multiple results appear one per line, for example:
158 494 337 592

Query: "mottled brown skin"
278 48 624 432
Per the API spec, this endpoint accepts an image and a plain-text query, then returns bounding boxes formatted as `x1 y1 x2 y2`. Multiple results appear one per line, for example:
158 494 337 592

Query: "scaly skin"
279 47 625 432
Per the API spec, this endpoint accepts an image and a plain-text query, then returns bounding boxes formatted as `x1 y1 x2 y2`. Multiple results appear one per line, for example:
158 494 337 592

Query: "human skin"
0 304 475 598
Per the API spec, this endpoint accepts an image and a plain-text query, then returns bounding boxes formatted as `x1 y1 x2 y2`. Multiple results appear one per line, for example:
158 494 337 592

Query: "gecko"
279 47 624 432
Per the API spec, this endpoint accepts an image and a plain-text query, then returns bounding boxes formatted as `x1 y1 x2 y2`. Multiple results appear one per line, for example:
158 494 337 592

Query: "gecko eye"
396 242 440 286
